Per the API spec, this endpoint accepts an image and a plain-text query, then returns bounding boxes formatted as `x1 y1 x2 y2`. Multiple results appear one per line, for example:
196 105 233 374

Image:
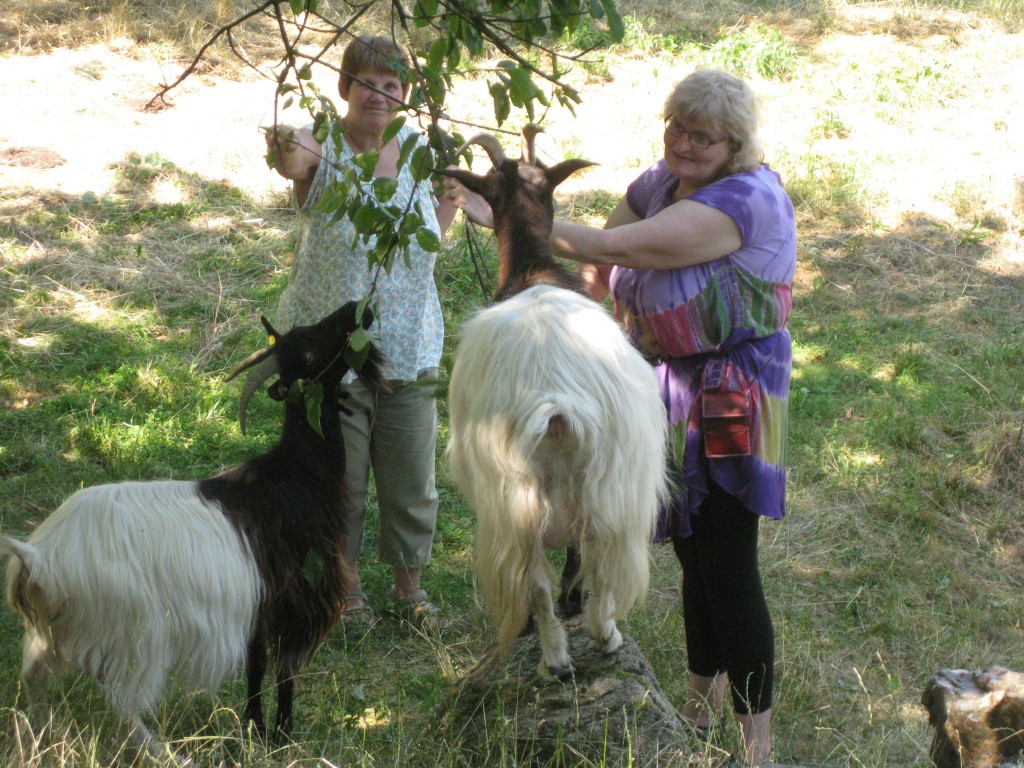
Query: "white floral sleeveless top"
275 123 443 381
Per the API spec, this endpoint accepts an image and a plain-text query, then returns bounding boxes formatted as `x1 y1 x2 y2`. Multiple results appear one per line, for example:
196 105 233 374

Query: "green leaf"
411 0 434 27
400 210 426 236
426 37 447 71
415 228 442 252
600 0 625 41
397 133 421 170
426 75 447 105
312 112 330 144
304 380 325 438
489 83 511 125
355 297 372 329
372 177 399 202
303 547 325 588
410 146 435 182
289 0 305 15
349 326 370 351
352 149 380 179
382 115 406 146
352 204 384 235
314 181 350 214
508 67 539 106
344 342 370 371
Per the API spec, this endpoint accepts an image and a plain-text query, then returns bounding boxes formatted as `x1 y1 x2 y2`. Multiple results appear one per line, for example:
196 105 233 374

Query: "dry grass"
1 0 1024 766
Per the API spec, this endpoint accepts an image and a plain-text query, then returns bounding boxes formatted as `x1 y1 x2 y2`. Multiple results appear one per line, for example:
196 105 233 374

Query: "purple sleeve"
689 165 797 283
689 172 760 241
625 160 675 220
688 165 791 244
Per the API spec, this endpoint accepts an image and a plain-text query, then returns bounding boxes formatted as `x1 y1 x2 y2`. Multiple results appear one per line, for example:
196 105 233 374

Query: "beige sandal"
390 587 444 632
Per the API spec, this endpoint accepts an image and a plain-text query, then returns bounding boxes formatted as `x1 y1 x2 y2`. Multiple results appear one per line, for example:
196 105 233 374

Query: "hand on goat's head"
438 126 595 234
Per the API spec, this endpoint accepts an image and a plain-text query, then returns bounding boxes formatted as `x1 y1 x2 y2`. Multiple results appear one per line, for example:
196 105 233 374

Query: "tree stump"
921 665 1024 768
436 617 692 766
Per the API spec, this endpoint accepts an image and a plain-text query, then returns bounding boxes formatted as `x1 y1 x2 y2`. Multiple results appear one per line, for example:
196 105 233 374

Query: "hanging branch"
145 0 277 111
145 0 622 302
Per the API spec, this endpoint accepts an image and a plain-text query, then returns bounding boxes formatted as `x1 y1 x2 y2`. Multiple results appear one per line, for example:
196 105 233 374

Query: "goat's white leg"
528 560 572 679
125 716 189 767
584 570 623 654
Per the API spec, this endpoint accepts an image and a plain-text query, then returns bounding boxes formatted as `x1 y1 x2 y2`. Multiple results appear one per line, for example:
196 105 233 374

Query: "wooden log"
435 617 691 766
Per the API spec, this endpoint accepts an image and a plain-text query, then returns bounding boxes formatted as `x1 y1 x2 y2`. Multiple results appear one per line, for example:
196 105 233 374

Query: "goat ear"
260 316 281 345
437 168 499 204
545 159 596 190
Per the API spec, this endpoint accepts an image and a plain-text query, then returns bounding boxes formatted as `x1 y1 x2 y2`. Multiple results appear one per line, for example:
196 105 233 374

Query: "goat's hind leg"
527 556 573 679
123 714 190 766
584 573 623 655
243 624 270 738
556 545 583 617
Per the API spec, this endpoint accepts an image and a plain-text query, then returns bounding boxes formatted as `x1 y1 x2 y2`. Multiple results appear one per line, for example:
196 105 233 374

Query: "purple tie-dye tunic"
610 161 796 539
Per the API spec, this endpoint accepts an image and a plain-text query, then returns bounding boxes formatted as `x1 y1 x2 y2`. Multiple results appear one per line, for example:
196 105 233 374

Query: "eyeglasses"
664 118 727 150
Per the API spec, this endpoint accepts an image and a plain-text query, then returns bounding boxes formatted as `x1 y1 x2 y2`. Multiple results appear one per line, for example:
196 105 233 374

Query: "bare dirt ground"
1 16 1022 264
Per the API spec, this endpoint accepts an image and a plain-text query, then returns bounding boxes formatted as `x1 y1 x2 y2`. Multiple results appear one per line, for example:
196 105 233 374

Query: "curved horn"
225 345 274 383
455 132 507 169
236 356 281 436
521 123 543 165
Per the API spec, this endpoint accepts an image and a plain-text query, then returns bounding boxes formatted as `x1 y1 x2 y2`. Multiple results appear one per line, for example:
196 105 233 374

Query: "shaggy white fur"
3 480 261 756
446 284 670 677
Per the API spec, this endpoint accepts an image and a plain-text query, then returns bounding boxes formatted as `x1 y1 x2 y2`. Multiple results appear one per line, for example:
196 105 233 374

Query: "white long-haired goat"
441 128 671 678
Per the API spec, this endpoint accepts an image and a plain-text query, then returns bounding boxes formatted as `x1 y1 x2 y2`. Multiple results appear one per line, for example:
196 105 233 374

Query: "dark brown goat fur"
443 153 593 302
201 303 385 741
201 302 387 739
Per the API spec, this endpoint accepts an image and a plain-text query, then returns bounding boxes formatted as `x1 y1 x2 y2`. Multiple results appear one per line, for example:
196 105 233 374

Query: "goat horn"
521 123 543 166
456 132 507 169
230 352 280 436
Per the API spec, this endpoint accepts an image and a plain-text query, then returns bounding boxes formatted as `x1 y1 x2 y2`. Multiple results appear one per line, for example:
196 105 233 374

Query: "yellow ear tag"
268 334 276 346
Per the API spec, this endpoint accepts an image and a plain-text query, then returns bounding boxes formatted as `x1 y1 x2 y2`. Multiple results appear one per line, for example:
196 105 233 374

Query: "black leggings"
671 483 774 715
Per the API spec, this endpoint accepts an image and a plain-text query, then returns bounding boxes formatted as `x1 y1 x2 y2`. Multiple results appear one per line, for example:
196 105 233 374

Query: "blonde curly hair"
664 69 763 175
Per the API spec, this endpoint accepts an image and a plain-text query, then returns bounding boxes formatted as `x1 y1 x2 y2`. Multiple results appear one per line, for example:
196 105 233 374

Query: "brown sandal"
340 589 376 627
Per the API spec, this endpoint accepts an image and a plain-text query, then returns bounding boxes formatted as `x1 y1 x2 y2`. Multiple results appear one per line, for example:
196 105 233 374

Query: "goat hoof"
588 629 623 654
540 659 575 680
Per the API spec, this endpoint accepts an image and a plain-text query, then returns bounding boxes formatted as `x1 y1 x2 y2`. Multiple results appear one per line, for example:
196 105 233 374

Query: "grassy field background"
1 0 1023 765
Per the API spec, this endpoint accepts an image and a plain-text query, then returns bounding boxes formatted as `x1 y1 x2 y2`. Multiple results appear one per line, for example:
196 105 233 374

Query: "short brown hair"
339 35 411 97
664 69 763 174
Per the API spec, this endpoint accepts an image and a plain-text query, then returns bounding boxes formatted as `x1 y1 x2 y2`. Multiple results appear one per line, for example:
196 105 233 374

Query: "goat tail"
449 411 548 652
474 490 546 653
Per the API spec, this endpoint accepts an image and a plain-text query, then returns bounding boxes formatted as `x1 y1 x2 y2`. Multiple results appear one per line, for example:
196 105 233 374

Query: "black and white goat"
2 301 385 760
440 128 671 678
